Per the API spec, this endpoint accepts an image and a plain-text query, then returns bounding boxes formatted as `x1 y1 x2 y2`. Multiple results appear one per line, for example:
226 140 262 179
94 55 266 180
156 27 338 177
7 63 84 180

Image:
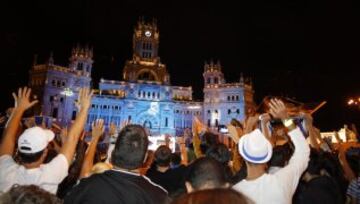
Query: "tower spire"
48 51 54 65
239 73 244 85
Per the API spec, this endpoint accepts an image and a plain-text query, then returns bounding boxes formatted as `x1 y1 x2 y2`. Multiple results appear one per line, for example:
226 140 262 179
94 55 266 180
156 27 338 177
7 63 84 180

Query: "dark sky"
1 0 360 130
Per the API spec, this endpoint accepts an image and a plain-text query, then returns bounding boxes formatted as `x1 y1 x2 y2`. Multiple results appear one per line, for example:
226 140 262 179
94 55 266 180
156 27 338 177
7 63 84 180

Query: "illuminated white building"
29 18 255 136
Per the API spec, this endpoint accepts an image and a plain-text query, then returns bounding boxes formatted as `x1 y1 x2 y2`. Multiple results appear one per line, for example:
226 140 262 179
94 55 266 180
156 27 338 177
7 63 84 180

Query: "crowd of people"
0 86 359 204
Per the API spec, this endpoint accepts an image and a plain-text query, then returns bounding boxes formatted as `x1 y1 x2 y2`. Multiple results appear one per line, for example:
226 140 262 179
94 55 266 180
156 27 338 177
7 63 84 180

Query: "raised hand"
12 87 38 112
244 114 260 134
77 88 93 111
109 122 117 136
91 119 105 141
269 98 288 120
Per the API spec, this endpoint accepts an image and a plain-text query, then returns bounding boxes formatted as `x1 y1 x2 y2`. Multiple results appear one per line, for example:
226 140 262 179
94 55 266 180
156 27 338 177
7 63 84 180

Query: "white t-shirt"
233 128 310 204
0 154 69 194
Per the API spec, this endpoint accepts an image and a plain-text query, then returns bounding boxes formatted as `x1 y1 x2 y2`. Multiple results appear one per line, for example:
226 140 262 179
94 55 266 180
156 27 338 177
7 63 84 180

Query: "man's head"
185 157 228 192
238 129 273 164
206 144 231 166
269 144 292 168
0 185 61 204
154 145 172 167
111 124 149 170
17 127 54 165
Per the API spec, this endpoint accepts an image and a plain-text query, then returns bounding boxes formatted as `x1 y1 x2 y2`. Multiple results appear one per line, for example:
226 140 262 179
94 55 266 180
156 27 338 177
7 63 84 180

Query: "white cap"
18 127 55 153
238 129 273 164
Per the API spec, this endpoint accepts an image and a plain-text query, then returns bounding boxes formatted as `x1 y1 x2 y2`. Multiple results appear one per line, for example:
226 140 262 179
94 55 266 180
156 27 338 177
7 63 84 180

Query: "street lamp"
347 97 360 108
60 87 74 126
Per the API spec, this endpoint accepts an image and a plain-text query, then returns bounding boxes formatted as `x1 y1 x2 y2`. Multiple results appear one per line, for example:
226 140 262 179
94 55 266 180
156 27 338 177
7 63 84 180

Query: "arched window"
152 92 155 98
142 91 146 98
236 95 239 101
231 96 235 101
165 117 168 127
138 71 156 81
228 109 231 114
227 96 231 101
236 109 240 114
77 62 83 70
214 77 218 84
157 92 160 99
147 92 151 98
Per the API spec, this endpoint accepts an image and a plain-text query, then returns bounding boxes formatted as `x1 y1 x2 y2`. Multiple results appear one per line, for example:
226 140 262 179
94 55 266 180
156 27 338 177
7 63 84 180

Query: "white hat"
238 129 273 164
18 127 55 153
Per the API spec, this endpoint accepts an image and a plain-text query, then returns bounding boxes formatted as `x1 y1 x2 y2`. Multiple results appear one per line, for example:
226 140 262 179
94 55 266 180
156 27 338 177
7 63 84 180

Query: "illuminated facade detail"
29 18 254 136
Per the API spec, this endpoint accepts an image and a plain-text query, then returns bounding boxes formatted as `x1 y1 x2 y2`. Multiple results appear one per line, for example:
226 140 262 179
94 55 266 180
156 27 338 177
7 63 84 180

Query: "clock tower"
123 18 170 85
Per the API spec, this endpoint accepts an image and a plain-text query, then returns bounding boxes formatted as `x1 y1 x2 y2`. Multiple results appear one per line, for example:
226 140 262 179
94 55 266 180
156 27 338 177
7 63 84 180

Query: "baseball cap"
238 129 273 164
18 126 55 154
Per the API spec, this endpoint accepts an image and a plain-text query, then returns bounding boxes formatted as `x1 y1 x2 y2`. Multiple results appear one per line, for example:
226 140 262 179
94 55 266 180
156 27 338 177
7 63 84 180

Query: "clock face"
145 31 152 37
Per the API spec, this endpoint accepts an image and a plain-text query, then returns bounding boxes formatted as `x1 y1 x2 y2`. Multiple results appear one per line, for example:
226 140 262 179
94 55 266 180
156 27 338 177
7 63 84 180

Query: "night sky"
1 0 360 130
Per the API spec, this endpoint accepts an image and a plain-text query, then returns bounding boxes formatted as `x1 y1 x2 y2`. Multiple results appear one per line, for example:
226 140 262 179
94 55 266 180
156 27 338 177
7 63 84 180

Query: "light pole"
60 87 74 126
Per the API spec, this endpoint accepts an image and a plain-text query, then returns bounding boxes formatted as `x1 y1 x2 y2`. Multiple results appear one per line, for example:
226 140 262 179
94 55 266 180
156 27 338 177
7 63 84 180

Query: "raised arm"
80 119 104 178
0 87 38 157
270 99 310 194
60 88 93 164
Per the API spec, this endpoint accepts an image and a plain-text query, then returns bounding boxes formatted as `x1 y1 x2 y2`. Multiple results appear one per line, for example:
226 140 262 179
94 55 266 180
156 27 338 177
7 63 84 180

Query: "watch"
282 118 297 131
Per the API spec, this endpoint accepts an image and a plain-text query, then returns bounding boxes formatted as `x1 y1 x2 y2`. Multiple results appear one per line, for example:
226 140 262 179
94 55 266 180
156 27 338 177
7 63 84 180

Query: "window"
60 98 64 103
165 117 168 127
207 110 211 114
232 96 235 101
214 77 218 84
227 96 230 101
138 91 141 97
142 43 146 49
207 119 211 127
215 119 218 127
147 92 150 98
52 80 56 86
72 111 77 120
52 108 58 118
62 81 65 87
228 109 231 114
57 81 61 87
50 96 54 102
86 65 91 72
78 62 83 70
207 78 211 84
215 110 218 114
142 91 146 98
236 95 239 101
236 109 240 114
128 115 132 122
152 92 155 98
157 92 160 99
